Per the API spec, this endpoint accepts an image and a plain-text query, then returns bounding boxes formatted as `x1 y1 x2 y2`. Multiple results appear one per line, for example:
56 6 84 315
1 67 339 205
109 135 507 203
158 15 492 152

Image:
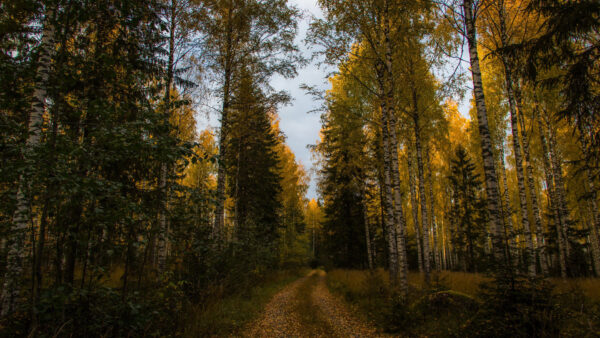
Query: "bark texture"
463 0 506 265
537 111 567 278
213 6 235 243
157 0 178 272
1 8 55 316
503 59 535 276
380 92 399 285
548 126 570 260
362 182 374 270
414 114 431 281
585 176 600 276
516 92 548 275
500 143 517 263
382 0 408 294
408 150 424 273
427 147 440 271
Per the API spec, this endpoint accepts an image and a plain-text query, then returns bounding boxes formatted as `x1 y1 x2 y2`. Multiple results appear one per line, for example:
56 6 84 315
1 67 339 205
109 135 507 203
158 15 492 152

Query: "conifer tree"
449 146 486 272
227 69 282 267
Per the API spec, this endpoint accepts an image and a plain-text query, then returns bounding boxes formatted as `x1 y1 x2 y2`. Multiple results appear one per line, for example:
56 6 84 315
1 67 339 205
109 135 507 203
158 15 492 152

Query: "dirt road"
243 270 387 337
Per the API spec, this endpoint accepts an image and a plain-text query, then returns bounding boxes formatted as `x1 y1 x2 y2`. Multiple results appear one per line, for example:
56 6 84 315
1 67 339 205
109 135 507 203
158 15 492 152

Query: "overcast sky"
270 0 326 201
197 0 470 201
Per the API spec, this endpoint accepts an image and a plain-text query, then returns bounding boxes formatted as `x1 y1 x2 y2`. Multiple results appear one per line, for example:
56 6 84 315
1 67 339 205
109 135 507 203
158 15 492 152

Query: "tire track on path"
243 270 388 337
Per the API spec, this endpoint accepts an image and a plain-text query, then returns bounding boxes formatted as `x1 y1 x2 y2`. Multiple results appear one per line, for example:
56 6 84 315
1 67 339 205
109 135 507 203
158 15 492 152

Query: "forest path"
243 270 387 338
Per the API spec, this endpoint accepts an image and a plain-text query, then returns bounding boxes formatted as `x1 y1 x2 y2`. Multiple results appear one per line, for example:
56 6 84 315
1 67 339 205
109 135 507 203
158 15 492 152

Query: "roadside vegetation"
327 269 600 336
183 269 307 337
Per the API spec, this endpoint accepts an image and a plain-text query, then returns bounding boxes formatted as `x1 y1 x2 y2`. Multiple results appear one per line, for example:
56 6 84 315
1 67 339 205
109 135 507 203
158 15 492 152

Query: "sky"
270 0 327 201
197 0 471 201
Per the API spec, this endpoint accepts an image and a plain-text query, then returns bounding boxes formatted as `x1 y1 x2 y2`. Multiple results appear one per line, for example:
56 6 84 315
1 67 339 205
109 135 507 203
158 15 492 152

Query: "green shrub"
463 273 562 337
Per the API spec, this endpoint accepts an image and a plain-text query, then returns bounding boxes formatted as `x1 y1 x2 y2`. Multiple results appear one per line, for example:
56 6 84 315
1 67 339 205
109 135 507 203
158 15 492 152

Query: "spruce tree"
448 146 486 272
227 70 282 269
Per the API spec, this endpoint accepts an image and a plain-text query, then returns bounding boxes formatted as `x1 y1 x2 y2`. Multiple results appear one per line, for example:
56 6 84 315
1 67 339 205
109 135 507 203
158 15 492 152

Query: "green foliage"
520 0 600 173
448 145 489 272
327 269 599 336
2 284 185 337
314 74 371 269
182 269 305 337
464 273 561 337
326 269 480 336
227 70 282 269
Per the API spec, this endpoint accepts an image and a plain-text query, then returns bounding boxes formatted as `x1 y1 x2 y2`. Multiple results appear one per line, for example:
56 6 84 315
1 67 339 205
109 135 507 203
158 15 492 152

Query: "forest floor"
243 270 387 338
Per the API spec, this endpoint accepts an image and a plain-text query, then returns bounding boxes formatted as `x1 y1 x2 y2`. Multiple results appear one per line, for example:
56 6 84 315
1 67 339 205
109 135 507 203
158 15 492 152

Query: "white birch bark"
502 59 535 276
408 149 424 273
462 0 507 264
362 181 374 270
515 92 548 275
537 111 567 278
414 115 431 281
383 0 408 294
585 179 600 276
427 147 440 271
548 124 571 261
499 144 516 259
157 0 178 271
380 93 399 285
1 8 55 316
213 5 235 244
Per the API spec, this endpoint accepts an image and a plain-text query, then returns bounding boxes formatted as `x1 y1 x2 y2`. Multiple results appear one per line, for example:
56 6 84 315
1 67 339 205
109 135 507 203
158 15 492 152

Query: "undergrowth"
327 269 600 337
182 268 307 336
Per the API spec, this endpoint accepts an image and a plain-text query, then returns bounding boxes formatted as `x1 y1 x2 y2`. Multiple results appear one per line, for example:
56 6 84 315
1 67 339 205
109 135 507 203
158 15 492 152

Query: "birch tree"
1 5 55 316
537 107 567 278
309 0 424 292
479 0 536 276
439 0 507 265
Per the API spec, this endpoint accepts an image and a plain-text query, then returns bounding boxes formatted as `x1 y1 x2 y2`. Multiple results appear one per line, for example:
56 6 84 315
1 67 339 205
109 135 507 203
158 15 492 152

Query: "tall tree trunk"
378 170 390 268
427 147 440 271
388 109 409 294
515 90 548 275
158 0 178 272
414 113 431 282
383 2 408 294
548 121 571 263
376 59 398 284
499 143 517 262
408 149 424 273
1 8 55 316
157 164 168 272
537 109 567 278
502 59 535 276
584 174 600 276
379 91 399 285
362 182 374 270
463 0 507 265
214 6 235 243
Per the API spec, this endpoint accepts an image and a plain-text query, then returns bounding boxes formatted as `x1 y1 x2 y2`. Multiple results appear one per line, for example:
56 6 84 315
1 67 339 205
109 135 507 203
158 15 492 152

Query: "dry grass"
552 277 600 302
327 269 386 295
327 269 600 336
328 269 486 295
329 269 600 301
409 271 488 296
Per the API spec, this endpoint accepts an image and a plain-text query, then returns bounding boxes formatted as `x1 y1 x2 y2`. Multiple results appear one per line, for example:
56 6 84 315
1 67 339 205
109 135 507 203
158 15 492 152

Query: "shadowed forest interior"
1 0 600 336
